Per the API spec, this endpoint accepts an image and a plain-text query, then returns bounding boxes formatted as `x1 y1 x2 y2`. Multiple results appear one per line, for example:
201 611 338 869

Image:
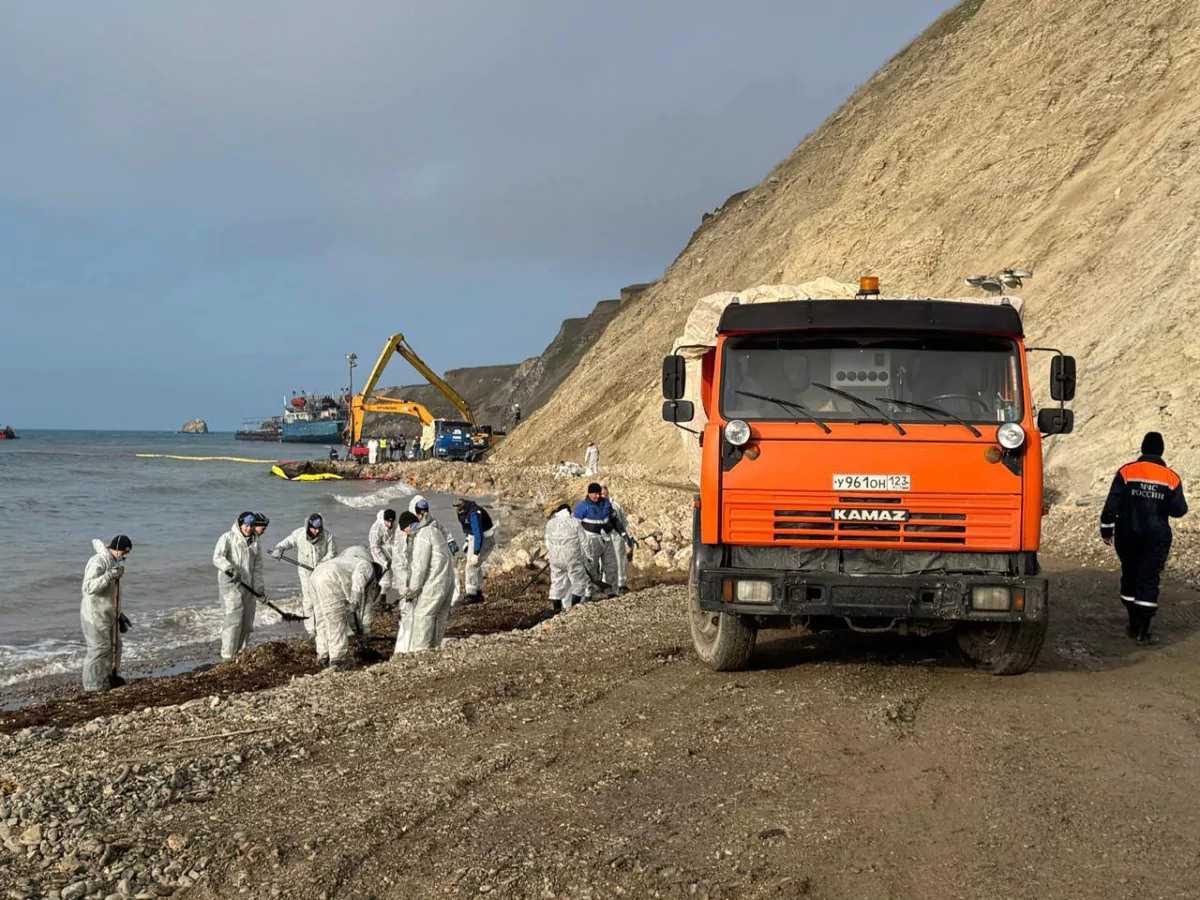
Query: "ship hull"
281 419 346 443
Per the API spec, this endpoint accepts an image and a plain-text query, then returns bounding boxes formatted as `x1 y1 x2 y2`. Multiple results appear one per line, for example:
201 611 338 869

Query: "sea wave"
0 591 305 689
332 482 416 509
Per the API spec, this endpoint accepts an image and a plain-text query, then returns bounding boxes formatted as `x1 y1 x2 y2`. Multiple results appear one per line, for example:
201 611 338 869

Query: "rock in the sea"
179 419 209 434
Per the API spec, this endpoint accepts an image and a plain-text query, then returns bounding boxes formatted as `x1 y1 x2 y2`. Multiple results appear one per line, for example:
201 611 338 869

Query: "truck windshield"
720 332 1023 425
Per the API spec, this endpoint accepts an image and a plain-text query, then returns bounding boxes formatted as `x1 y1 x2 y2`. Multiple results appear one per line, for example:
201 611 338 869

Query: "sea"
0 430 455 690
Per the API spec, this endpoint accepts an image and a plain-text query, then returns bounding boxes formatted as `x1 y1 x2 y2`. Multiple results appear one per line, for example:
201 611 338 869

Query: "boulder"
179 419 209 434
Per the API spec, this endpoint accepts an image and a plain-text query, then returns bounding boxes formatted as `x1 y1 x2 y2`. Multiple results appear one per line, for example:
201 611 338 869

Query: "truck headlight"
724 419 751 446
728 579 773 604
971 586 1012 611
997 422 1025 450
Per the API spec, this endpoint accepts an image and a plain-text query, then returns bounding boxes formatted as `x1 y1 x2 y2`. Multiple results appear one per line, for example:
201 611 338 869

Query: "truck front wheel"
689 563 756 671
955 619 1048 675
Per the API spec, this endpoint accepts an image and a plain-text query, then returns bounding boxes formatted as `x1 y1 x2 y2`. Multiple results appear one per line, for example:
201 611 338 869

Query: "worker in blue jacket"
454 498 495 604
573 482 631 597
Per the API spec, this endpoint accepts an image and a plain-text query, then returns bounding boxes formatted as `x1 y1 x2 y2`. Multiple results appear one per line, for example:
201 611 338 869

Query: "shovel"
235 579 308 623
277 554 314 572
519 563 550 592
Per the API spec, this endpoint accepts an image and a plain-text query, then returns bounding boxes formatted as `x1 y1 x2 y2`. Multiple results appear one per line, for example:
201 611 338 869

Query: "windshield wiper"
875 397 982 438
809 382 906 435
735 390 831 434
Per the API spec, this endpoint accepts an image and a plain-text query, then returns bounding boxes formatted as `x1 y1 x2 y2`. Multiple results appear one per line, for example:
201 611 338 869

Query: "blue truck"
424 420 477 461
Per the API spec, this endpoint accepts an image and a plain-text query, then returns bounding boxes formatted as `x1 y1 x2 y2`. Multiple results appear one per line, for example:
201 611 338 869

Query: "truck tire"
955 618 1048 675
688 526 756 671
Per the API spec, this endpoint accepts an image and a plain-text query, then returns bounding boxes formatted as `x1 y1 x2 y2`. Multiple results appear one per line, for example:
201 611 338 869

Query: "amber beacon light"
857 275 880 297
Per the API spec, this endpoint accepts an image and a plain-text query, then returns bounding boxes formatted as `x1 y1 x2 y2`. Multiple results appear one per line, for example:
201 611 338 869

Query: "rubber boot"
1125 604 1138 639
568 595 583 608
109 671 127 688
551 597 563 613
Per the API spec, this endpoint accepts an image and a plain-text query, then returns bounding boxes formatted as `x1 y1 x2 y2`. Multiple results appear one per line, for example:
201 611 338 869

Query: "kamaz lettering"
831 508 909 522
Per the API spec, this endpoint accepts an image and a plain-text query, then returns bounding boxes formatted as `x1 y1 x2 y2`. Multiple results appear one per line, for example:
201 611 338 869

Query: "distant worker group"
79 492 501 691
80 437 642 692
555 440 601 480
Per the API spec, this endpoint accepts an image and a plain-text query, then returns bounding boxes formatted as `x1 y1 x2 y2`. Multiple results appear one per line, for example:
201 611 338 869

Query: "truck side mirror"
663 400 695 424
1050 355 1076 402
662 355 686 401
1037 408 1074 435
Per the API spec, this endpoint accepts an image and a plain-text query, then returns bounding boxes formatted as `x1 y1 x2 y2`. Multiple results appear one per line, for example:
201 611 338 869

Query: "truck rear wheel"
688 557 756 671
955 619 1048 675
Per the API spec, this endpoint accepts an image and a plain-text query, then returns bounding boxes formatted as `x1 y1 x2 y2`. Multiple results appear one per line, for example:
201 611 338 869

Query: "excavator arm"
346 332 475 444
391 335 475 424
347 397 436 444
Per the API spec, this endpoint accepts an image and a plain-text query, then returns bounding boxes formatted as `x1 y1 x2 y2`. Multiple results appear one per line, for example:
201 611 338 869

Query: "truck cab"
425 420 477 461
662 291 1075 674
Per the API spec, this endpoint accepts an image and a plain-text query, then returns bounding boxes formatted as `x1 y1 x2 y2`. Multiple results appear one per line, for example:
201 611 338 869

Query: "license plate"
833 474 911 492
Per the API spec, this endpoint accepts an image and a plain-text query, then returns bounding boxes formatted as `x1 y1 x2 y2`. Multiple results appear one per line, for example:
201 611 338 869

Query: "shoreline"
0 566 685 733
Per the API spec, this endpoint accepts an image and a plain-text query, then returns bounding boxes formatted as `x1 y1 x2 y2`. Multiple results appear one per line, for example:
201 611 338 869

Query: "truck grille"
725 494 1020 551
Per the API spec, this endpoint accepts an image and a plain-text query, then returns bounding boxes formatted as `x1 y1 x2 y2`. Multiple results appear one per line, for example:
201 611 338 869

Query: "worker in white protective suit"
555 460 584 480
368 509 397 607
80 535 133 692
394 511 456 653
601 485 636 594
308 547 383 667
583 441 600 477
212 512 264 659
269 513 338 645
399 495 461 606
543 502 589 611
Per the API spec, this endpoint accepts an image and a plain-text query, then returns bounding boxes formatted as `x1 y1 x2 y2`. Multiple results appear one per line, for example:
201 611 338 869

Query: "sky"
0 0 955 431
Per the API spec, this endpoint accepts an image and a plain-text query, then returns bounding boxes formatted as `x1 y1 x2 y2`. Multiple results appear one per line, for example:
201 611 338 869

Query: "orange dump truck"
662 284 1076 674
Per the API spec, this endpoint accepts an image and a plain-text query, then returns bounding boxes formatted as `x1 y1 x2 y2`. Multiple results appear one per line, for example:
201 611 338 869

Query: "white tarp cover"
670 280 1024 480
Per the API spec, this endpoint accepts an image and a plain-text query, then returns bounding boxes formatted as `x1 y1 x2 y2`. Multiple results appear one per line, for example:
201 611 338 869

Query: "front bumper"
698 568 1047 623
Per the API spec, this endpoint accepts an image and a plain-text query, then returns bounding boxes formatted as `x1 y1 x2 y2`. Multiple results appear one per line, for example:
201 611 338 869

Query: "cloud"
0 0 954 429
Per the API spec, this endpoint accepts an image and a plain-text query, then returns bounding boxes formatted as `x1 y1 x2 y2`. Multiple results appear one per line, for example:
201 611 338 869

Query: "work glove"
448 540 460 556
226 568 240 580
111 565 124 580
623 535 637 549
117 613 132 633
269 547 284 560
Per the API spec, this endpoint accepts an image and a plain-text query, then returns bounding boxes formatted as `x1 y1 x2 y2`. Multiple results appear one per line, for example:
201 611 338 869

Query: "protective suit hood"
87 539 120 577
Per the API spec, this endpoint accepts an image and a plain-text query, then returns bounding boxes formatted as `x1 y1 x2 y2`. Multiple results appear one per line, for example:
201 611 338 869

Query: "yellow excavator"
345 333 503 458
